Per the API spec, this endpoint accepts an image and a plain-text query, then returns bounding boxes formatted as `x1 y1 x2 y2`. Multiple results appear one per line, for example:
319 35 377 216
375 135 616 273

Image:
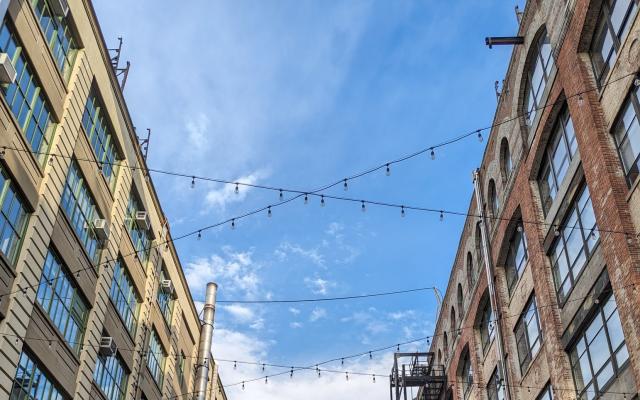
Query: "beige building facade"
427 0 640 399
0 0 225 399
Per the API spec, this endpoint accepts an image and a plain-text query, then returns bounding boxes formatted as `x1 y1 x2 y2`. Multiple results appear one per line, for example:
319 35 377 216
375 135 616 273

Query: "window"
475 222 483 269
450 307 456 333
0 166 29 264
0 21 55 158
443 332 449 360
525 31 554 126
536 384 554 400
489 179 499 216
94 346 128 400
147 330 166 389
125 194 151 265
11 351 66 399
505 224 528 293
591 0 638 86
479 300 495 352
31 0 78 79
177 351 186 386
551 185 599 303
613 85 640 185
539 107 578 213
487 368 505 400
157 267 174 326
61 160 101 263
501 138 513 180
515 295 542 373
36 249 89 355
109 258 140 336
457 284 464 316
466 252 475 289
81 95 121 187
460 351 473 399
570 293 628 399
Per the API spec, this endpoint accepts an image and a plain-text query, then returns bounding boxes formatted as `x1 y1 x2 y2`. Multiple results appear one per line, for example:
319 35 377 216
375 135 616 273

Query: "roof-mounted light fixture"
485 36 525 49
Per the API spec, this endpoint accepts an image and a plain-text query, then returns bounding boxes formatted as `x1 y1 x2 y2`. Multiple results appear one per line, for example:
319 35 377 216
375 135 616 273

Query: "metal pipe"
472 169 511 400
485 36 524 49
195 282 218 400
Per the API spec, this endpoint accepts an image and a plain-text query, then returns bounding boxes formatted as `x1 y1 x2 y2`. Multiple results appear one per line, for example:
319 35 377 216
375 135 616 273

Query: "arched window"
506 222 528 293
466 252 475 288
488 179 499 217
437 349 442 365
525 31 554 126
500 138 512 180
450 306 457 333
457 284 464 315
475 222 484 268
460 349 474 399
443 332 449 359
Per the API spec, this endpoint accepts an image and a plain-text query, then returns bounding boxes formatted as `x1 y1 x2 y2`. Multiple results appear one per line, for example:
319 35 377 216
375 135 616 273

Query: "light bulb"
290 368 294 378
430 148 435 160
369 351 372 359
191 177 195 189
361 201 366 212
320 196 325 207
554 227 560 237
517 225 523 232
477 130 483 142
265 377 268 384
343 179 348 191
304 194 308 204
386 164 391 176
48 156 54 166
346 372 349 381
279 189 283 200
234 361 237 369
197 231 202 240
267 207 272 218
578 94 584 107
242 382 245 390
231 219 236 230
439 211 444 222
235 183 239 194
634 78 640 87
401 206 405 217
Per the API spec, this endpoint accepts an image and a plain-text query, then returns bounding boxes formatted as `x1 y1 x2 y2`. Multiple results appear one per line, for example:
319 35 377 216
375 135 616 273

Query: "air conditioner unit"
93 219 109 241
135 211 150 231
0 53 17 84
99 336 117 357
161 279 174 297
49 0 69 17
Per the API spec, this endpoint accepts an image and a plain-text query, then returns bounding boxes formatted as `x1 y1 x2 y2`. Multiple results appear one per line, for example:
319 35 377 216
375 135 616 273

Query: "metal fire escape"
389 352 446 400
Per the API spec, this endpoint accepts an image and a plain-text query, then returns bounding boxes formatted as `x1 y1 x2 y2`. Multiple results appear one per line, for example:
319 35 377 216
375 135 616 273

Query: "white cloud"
204 169 269 213
310 307 327 322
278 242 326 268
288 307 301 315
222 304 255 323
289 322 303 329
184 247 261 299
304 277 336 295
186 112 210 149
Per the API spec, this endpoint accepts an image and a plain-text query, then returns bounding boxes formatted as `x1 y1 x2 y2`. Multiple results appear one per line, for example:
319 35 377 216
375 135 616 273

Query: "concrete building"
401 0 640 399
0 1 225 399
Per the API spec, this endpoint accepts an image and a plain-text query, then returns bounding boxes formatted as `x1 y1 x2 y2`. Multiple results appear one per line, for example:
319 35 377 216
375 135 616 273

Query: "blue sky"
94 1 523 398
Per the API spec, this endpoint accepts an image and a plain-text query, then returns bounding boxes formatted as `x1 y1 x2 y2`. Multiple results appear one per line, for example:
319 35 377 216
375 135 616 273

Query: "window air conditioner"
161 279 174 297
99 336 117 357
93 219 109 241
0 53 17 84
49 0 69 17
135 211 150 231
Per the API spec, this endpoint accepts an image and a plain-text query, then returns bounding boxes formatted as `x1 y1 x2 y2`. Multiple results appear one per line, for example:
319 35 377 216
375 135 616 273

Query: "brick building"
424 0 640 399
0 0 225 399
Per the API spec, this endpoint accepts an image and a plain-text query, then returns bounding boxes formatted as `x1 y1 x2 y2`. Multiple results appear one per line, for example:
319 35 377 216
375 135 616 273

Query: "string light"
578 94 584 107
290 367 294 378
517 225 523 232
373 374 376 383
386 164 391 176
430 148 435 160
235 183 239 194
634 77 640 87
304 194 308 204
191 176 195 188
267 206 272 218
234 361 237 369
369 351 372 359
345 372 349 381
343 179 348 191
554 227 560 237
477 130 483 142
439 210 444 222
361 201 366 212
401 206 405 217
320 195 325 207
231 219 236 230
279 189 283 200
242 381 245 390
197 231 202 240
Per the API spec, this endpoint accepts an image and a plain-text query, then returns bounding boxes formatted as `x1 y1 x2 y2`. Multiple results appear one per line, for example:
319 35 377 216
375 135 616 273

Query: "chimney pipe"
195 282 218 400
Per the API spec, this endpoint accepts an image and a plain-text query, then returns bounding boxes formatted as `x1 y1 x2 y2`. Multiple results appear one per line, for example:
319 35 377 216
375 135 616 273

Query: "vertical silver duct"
195 282 218 400
473 169 511 400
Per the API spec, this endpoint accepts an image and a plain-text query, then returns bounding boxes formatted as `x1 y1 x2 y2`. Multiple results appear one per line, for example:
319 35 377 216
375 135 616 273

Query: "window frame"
460 351 473 399
536 383 554 400
514 295 542 374
109 258 141 337
0 165 29 265
157 267 175 327
612 85 640 186
550 184 599 305
569 292 629 399
505 224 528 294
487 367 505 400
147 329 166 390
538 106 578 214
94 346 129 400
525 30 555 127
11 351 66 400
479 300 495 353
590 0 639 87
125 192 151 265
36 248 89 355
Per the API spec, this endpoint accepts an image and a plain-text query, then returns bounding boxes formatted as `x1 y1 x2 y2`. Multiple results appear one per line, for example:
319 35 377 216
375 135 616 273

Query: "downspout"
473 169 511 400
195 282 218 400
